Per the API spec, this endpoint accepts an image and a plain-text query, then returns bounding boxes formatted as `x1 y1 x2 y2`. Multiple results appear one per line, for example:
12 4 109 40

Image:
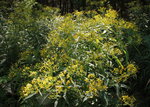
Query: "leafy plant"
0 0 59 106
9 9 141 107
126 1 150 106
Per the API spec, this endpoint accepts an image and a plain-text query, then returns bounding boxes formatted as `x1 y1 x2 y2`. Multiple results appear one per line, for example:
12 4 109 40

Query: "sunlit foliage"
8 7 141 106
1 0 148 107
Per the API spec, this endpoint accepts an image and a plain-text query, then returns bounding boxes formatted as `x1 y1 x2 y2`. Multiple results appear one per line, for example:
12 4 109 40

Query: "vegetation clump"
1 0 149 107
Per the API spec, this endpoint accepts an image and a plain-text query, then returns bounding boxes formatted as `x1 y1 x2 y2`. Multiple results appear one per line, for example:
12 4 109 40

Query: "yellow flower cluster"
112 68 123 74
74 11 83 16
105 9 118 18
85 74 107 97
110 48 123 55
126 64 137 74
121 95 136 106
112 63 138 83
20 83 33 97
112 64 137 75
103 41 123 56
20 76 55 97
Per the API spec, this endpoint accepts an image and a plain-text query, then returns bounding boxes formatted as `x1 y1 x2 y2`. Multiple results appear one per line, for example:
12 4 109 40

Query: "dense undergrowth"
0 0 149 107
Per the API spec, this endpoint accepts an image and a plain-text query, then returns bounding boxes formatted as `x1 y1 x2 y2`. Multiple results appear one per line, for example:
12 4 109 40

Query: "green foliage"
0 0 13 17
128 0 150 34
126 1 150 106
85 0 110 10
0 0 59 106
8 9 141 107
1 0 147 107
0 0 59 74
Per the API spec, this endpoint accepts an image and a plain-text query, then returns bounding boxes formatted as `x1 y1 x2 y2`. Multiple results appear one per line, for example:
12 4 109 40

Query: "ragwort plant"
10 9 140 107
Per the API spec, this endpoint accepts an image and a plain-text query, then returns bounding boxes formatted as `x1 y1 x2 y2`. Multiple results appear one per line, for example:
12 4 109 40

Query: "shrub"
9 9 141 107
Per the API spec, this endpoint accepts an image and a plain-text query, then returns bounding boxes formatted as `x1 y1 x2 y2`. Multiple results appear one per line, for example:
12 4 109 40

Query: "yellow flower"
121 95 136 106
74 11 83 16
66 74 70 79
59 72 65 77
94 15 101 21
84 78 89 82
63 70 67 74
66 80 71 85
48 76 53 80
20 83 33 97
56 80 62 85
88 74 95 79
105 9 118 18
127 64 137 73
26 83 32 89
96 39 100 44
110 48 122 55
55 85 63 93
